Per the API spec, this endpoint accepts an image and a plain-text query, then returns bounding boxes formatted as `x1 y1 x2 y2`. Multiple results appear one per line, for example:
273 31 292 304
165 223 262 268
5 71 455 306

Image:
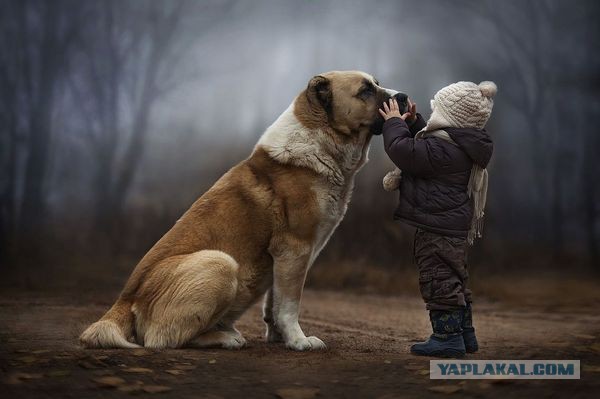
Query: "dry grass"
307 260 600 311
307 260 421 297
472 274 600 310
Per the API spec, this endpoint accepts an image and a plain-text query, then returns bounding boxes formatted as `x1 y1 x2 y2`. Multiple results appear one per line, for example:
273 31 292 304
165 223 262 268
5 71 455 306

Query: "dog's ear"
306 75 332 113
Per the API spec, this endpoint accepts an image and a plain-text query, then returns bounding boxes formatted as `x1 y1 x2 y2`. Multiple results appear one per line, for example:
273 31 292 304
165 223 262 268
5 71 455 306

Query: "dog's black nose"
393 92 409 114
393 92 408 102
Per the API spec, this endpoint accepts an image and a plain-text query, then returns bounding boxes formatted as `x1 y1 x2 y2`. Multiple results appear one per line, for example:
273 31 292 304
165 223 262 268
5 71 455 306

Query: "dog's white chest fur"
309 178 355 263
256 101 367 265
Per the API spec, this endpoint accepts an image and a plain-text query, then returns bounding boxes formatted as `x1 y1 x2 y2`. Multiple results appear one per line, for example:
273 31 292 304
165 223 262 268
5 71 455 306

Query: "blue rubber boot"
410 309 466 358
462 303 479 353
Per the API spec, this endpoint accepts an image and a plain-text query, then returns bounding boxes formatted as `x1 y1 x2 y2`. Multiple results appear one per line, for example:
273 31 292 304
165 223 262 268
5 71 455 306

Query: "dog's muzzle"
393 92 409 114
372 90 409 136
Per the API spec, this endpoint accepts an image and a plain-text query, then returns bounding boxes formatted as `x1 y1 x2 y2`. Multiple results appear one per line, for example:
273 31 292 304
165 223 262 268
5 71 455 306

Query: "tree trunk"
18 4 61 259
0 118 18 268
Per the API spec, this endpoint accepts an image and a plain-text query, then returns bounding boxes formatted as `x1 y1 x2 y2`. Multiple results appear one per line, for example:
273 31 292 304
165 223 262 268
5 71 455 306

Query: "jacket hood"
446 127 493 168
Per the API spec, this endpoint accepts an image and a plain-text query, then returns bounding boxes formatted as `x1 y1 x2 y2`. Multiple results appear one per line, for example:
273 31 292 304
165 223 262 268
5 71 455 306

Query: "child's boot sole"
410 348 465 358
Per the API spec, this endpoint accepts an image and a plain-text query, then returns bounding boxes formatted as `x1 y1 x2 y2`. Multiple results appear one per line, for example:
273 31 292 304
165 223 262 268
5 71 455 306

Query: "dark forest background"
1 0 599 293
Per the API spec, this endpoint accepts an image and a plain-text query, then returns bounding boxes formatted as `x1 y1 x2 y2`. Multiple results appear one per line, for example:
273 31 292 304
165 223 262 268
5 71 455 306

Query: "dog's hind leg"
139 250 239 349
188 326 246 349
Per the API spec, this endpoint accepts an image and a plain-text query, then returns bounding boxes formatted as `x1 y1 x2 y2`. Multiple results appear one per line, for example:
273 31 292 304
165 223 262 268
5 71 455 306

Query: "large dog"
80 71 400 351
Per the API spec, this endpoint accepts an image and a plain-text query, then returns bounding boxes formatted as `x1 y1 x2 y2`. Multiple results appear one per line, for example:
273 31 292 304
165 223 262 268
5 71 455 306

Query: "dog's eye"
357 86 374 100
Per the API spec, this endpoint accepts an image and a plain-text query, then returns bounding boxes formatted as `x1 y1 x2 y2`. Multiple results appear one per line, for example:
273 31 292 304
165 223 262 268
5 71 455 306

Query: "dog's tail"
80 298 141 349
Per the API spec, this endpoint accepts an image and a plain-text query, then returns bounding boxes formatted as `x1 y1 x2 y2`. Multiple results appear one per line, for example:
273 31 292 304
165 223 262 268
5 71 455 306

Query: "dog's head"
296 70 406 138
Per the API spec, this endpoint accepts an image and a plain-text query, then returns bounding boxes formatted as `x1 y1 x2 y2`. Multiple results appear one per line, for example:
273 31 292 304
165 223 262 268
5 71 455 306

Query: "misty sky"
3 0 598 272
160 0 497 139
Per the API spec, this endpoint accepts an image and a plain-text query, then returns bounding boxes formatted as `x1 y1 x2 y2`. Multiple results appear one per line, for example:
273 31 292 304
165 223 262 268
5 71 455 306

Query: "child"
378 81 496 357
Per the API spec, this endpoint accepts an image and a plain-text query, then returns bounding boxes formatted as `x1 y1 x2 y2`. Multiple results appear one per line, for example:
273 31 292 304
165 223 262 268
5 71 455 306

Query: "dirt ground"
1 289 599 398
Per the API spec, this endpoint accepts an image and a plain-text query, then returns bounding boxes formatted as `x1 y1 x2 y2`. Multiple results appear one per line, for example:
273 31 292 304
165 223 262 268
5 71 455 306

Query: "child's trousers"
413 228 471 310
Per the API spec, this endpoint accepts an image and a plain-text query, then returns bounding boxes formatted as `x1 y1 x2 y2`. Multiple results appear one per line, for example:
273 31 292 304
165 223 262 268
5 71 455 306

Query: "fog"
1 0 599 288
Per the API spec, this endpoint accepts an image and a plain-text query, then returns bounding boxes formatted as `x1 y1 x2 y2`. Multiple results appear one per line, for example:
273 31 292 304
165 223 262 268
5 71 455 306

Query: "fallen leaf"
53 354 75 360
165 369 186 376
583 365 600 373
19 372 43 379
417 369 430 375
93 376 126 388
4 372 43 385
17 355 37 364
132 349 149 356
489 379 512 385
172 364 197 370
117 380 144 393
383 360 392 364
117 385 143 393
142 385 172 394
208 359 217 364
92 370 115 376
123 367 153 374
182 353 205 360
78 360 98 369
571 333 595 340
79 357 108 369
275 387 320 399
3 375 21 385
590 343 600 353
428 385 462 394
47 370 71 377
548 342 570 347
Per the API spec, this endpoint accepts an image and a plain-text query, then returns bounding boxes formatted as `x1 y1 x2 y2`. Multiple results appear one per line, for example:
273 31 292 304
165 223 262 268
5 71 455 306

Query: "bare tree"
441 0 571 250
0 1 22 262
578 2 600 268
65 0 239 252
65 1 194 247
0 0 85 265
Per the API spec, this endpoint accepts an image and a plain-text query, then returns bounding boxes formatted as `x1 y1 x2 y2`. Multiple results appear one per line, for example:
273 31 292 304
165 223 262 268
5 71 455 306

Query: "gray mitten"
382 168 402 191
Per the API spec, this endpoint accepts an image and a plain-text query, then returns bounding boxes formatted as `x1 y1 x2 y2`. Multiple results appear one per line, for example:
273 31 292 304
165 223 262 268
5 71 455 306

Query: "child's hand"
378 98 413 121
406 99 417 124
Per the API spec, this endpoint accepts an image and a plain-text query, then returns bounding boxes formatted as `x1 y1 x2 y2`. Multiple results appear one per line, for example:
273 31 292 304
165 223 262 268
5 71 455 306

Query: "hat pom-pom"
479 81 497 98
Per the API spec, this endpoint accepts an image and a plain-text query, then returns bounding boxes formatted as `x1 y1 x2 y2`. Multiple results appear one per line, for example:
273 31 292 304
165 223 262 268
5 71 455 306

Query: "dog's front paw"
286 336 327 351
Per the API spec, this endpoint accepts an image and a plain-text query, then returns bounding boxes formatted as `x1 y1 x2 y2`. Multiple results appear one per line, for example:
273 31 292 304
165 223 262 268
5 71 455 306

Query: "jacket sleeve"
407 113 426 137
382 117 437 177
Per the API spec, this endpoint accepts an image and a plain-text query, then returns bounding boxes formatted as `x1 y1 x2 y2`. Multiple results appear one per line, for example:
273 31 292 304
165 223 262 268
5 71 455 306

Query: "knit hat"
431 81 497 130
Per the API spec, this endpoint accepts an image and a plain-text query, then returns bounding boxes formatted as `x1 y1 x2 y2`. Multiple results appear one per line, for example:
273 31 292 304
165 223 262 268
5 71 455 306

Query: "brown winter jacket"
382 113 493 237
